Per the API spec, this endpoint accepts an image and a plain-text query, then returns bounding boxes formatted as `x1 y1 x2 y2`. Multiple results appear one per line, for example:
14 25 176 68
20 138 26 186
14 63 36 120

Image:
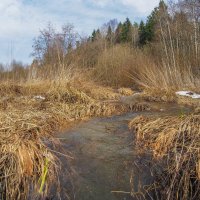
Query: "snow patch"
176 91 200 99
33 95 45 100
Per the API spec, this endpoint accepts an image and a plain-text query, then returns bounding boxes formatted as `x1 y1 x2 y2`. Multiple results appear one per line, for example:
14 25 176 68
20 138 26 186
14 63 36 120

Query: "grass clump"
0 79 130 199
129 113 200 200
0 110 59 199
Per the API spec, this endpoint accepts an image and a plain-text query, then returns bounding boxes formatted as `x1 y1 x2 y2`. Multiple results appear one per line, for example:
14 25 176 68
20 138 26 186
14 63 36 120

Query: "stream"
56 103 191 200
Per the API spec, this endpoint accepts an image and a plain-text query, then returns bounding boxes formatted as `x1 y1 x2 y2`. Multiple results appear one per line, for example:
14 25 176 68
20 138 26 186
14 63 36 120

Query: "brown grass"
92 45 143 87
0 54 198 199
129 112 200 200
0 110 59 199
128 52 200 95
0 79 131 199
118 88 134 96
87 44 199 95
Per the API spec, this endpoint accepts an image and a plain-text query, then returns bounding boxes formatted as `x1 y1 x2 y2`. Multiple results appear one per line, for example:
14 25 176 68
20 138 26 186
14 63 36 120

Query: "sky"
0 0 160 65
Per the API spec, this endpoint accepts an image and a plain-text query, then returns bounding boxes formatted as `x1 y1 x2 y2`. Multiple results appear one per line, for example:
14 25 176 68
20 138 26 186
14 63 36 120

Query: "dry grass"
129 112 200 200
135 89 200 110
92 45 141 87
0 110 59 200
71 78 120 100
0 65 198 199
0 79 131 200
129 57 200 94
88 44 199 95
118 88 134 96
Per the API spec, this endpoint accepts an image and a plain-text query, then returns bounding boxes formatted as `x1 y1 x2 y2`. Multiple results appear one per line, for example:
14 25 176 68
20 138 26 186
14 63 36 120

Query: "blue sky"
0 0 160 65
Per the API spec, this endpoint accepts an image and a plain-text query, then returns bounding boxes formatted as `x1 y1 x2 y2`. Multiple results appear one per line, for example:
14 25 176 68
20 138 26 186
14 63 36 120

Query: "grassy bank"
0 79 132 199
0 74 199 199
129 108 200 200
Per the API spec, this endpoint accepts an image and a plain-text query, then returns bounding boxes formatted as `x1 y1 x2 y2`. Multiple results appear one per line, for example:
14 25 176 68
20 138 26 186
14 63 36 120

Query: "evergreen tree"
91 30 96 42
95 29 101 40
138 0 168 46
106 25 113 43
91 29 101 42
139 21 147 45
121 18 132 43
145 8 158 42
114 22 123 43
133 22 139 28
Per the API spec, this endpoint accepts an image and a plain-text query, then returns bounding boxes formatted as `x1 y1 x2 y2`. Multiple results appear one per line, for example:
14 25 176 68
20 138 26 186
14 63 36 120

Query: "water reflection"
57 103 191 200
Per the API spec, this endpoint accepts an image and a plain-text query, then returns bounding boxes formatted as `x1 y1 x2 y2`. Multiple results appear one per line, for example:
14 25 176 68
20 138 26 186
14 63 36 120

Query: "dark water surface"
56 103 191 200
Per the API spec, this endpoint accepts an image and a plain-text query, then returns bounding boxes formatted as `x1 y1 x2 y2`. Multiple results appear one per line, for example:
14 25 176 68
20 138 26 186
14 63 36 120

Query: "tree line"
89 1 167 46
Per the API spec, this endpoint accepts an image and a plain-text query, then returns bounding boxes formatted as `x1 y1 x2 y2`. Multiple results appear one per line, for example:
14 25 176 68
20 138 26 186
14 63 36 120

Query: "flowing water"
56 103 191 200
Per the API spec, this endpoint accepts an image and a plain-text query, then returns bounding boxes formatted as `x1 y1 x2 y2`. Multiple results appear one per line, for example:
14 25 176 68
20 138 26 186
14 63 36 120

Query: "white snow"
33 95 45 100
192 94 200 99
176 91 200 99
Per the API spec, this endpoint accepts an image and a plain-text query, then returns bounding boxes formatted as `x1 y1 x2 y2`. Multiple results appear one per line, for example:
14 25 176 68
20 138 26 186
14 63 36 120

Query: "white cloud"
88 0 159 15
121 0 159 15
0 0 160 64
89 0 113 7
0 0 59 63
0 0 160 39
0 1 39 38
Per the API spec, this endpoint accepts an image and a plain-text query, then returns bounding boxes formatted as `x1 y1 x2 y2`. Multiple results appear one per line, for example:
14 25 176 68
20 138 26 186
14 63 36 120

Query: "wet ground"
56 103 191 200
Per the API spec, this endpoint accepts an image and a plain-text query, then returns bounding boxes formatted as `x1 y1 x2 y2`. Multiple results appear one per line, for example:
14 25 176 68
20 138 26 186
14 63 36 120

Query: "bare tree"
32 22 79 78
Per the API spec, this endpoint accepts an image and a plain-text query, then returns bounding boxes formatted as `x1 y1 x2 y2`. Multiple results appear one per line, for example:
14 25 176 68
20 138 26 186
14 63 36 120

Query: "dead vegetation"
129 112 200 200
0 110 59 200
0 79 132 200
0 78 197 199
118 87 134 96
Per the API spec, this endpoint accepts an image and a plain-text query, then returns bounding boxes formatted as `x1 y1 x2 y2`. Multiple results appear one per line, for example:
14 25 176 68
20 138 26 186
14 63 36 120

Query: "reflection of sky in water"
57 104 192 199
58 113 147 200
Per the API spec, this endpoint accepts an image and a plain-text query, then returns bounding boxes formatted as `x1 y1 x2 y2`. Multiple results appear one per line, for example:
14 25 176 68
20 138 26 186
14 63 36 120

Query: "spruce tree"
114 22 123 43
138 0 168 46
96 29 101 40
139 21 147 45
91 29 101 42
106 25 113 43
91 30 96 42
145 8 158 42
121 18 132 43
